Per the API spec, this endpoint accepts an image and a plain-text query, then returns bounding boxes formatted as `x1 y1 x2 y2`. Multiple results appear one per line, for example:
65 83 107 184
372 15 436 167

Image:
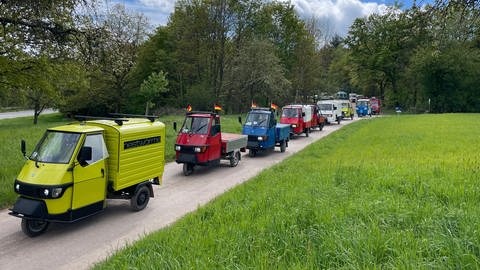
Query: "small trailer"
174 111 247 176
10 115 165 236
241 107 290 157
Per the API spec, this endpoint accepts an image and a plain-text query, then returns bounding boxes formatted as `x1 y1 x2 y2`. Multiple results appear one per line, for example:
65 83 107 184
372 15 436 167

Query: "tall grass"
0 113 242 208
95 114 480 269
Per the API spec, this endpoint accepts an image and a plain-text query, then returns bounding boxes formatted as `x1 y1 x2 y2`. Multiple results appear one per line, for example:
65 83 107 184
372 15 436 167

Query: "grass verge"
95 114 480 269
0 113 242 208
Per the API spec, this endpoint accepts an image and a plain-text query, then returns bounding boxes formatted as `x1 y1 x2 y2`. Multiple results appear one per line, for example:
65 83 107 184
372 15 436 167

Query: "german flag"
251 101 257 108
214 104 222 111
271 103 279 110
186 104 192 112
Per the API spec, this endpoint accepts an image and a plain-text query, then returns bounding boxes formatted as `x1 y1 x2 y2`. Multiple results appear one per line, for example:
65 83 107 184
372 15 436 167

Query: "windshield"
318 104 333 111
181 116 210 134
31 131 81 164
281 108 299 118
245 112 270 127
358 100 368 106
371 101 378 106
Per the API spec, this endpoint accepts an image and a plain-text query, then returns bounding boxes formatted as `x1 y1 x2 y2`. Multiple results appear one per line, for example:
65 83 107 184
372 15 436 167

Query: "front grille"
248 135 258 142
15 180 42 198
177 145 195 154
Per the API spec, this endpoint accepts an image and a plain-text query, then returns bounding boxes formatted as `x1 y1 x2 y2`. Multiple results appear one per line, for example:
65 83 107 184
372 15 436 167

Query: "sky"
110 0 432 36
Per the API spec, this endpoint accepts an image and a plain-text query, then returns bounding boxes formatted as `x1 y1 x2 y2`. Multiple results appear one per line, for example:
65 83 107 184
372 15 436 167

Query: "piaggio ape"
174 111 247 176
10 115 165 237
241 107 290 157
280 105 313 137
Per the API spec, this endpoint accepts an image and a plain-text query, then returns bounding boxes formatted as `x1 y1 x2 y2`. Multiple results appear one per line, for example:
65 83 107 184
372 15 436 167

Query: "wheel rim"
137 191 148 206
29 220 47 233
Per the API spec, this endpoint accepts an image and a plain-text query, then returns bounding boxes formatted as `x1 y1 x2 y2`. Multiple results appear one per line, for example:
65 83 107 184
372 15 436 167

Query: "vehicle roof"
48 118 160 133
187 114 212 117
249 109 271 114
358 98 370 101
283 105 303 108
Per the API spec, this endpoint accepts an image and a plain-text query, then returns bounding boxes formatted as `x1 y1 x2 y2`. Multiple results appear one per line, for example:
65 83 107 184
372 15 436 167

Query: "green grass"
94 114 480 269
0 113 242 208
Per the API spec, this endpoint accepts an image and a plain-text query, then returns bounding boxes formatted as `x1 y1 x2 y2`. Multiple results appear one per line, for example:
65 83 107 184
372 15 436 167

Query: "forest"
0 0 479 123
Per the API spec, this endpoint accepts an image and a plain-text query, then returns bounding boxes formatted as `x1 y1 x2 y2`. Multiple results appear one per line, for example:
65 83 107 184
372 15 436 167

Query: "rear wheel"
248 149 257 157
337 117 341 125
131 185 151 211
305 128 309 137
21 218 49 237
350 114 353 120
183 163 194 176
230 151 240 167
280 140 286 152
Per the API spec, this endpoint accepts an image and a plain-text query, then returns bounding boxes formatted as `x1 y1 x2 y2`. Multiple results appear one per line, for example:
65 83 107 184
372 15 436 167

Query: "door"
72 133 108 218
208 116 222 160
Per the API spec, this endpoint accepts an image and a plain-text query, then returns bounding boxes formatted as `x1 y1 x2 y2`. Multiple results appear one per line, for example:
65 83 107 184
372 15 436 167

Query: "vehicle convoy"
174 111 247 176
370 97 381 115
357 98 372 117
10 115 165 237
242 107 290 157
317 100 342 124
339 100 354 120
280 105 313 137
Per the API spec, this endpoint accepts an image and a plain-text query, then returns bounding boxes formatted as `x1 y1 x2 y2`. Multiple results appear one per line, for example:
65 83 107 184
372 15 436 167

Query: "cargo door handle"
101 169 105 178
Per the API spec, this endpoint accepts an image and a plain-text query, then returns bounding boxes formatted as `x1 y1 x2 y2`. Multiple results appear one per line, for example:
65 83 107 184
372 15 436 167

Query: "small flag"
214 104 222 111
186 104 192 112
271 103 278 110
251 101 257 108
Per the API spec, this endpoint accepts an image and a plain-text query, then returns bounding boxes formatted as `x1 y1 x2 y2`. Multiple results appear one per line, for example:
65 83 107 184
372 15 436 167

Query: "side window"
81 134 109 165
211 117 221 136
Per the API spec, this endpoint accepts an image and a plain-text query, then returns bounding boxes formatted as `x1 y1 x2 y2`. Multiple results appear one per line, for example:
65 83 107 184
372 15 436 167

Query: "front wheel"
305 128 309 137
337 117 341 125
183 163 194 176
230 151 240 167
131 185 151 211
21 218 49 237
319 123 324 131
248 149 257 157
350 114 353 120
280 140 286 152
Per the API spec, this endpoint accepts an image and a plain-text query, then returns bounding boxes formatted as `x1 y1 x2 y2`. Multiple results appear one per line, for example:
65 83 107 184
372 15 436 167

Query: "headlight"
15 184 20 191
258 136 263 141
43 189 49 196
52 188 63 198
194 147 201 153
175 145 181 151
292 124 297 128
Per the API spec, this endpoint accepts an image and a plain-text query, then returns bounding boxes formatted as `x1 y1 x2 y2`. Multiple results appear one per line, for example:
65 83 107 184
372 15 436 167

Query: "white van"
317 100 342 124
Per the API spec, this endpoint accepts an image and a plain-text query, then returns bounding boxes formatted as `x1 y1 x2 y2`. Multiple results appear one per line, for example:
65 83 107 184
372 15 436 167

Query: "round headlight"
15 184 20 191
194 147 201 153
175 145 181 151
292 124 297 128
43 189 49 196
258 136 263 141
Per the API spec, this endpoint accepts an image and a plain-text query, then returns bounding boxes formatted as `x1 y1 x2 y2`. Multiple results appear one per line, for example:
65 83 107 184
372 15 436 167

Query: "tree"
140 71 169 115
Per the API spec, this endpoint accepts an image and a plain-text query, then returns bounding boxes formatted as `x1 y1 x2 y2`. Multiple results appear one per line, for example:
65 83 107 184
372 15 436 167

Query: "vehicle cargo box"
275 124 290 141
88 119 165 191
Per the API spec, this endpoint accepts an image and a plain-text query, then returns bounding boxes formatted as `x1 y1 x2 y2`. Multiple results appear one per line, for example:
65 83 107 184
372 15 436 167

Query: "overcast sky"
110 0 429 36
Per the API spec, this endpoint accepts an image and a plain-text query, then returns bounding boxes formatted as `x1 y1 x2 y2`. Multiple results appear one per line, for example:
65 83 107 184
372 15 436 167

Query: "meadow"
94 114 480 269
0 113 242 208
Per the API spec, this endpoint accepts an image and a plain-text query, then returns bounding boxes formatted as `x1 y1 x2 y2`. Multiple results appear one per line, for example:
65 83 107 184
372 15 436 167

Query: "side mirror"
238 116 242 124
333 106 337 110
78 146 92 165
21 139 26 157
173 121 177 132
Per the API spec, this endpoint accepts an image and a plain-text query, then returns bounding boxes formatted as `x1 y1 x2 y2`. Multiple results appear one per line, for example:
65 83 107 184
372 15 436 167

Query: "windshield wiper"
194 123 208 133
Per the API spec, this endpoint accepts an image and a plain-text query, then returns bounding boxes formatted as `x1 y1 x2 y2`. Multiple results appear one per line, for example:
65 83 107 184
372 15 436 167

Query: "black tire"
230 151 240 167
131 185 151 211
21 218 49 237
305 128 309 137
337 117 341 125
280 140 286 152
248 149 257 157
351 114 353 120
319 122 324 131
183 163 194 176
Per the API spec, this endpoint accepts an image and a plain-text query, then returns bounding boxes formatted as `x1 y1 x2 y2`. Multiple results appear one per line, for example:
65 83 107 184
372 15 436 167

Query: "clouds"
291 0 389 36
117 0 389 36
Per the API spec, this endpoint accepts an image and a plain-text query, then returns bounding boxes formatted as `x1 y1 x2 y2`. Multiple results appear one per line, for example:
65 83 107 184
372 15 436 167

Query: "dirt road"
0 119 359 270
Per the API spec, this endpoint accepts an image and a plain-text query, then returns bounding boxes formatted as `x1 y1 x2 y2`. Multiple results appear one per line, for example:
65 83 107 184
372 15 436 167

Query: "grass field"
94 114 480 269
0 113 242 208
